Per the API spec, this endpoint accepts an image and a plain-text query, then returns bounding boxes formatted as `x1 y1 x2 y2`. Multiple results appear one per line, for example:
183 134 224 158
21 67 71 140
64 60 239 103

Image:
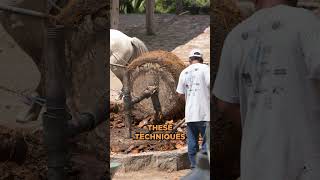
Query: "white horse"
110 29 148 82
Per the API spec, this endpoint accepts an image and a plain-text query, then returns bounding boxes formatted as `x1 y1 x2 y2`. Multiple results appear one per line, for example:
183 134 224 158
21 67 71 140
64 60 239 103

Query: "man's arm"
176 71 185 100
216 98 241 128
311 79 320 103
205 66 210 89
212 32 240 104
212 31 241 127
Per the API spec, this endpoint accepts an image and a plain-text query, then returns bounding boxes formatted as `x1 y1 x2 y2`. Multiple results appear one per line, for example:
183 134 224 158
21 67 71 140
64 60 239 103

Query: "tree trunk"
146 0 155 35
176 0 183 14
111 0 119 29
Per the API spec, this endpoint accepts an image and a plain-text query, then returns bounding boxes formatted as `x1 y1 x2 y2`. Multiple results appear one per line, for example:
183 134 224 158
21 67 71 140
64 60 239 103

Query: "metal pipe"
43 25 68 180
0 3 51 19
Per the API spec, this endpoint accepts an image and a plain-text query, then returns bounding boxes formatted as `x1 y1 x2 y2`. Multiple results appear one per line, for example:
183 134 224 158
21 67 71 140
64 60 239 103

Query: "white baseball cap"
189 49 203 58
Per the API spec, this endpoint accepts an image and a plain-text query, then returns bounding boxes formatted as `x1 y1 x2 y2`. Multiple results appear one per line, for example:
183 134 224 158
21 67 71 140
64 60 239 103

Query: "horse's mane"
130 37 148 63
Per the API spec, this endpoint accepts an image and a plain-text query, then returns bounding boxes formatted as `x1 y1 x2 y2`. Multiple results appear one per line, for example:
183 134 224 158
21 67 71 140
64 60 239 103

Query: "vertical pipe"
122 70 132 138
43 25 68 180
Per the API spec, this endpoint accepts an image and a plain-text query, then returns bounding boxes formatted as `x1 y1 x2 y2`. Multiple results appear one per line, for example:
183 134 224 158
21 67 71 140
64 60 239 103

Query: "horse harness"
110 50 129 69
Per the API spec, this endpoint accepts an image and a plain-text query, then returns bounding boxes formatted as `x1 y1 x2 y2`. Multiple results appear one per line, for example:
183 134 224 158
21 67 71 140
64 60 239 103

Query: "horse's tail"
130 37 148 61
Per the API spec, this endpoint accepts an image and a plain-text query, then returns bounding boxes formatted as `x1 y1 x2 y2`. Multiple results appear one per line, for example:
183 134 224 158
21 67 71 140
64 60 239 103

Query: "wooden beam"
146 0 155 35
111 0 119 29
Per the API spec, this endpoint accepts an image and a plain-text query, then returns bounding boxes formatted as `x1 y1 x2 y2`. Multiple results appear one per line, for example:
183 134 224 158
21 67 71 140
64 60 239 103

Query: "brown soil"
0 125 108 180
0 126 46 179
110 112 190 155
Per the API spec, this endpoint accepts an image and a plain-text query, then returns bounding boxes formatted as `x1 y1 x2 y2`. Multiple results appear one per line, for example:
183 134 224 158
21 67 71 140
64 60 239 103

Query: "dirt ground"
118 14 210 63
0 124 108 179
113 169 191 180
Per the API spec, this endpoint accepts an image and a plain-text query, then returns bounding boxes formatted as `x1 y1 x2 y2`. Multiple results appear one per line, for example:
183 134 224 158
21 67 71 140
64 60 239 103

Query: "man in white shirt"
213 0 320 179
176 49 210 169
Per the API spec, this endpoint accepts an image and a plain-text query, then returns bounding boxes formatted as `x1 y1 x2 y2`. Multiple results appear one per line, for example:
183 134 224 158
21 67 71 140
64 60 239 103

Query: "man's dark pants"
187 121 207 169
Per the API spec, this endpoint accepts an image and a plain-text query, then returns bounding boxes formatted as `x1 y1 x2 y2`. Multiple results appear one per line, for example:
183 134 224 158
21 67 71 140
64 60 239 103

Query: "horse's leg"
110 55 125 81
110 55 126 100
16 58 44 123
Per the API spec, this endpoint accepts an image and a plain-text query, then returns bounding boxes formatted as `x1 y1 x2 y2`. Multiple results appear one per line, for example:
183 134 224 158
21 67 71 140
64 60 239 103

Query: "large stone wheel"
127 50 186 122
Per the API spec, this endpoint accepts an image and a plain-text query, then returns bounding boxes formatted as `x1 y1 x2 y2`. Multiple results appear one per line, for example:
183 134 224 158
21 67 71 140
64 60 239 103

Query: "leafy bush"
119 0 210 14
155 0 176 13
184 0 210 7
120 0 145 14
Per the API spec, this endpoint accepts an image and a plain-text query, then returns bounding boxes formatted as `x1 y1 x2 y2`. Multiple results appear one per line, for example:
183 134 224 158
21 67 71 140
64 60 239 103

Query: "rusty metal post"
43 25 68 180
122 70 133 138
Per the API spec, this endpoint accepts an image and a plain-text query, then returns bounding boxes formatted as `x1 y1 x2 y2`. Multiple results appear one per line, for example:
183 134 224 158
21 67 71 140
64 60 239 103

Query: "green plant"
184 0 210 7
120 0 145 14
118 0 209 14
155 0 176 13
